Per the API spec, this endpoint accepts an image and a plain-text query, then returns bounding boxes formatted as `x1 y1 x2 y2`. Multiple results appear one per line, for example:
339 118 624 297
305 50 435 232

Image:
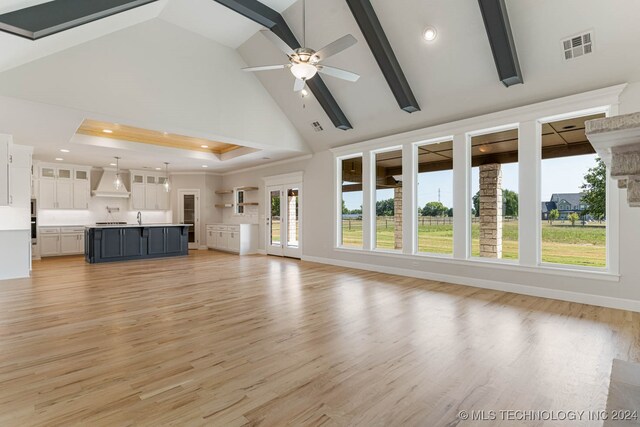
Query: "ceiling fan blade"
314 34 357 61
260 30 295 56
242 64 287 72
318 65 360 82
294 78 305 92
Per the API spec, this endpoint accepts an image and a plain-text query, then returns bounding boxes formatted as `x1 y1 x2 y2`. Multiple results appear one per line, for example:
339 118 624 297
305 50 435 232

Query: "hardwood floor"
0 251 639 426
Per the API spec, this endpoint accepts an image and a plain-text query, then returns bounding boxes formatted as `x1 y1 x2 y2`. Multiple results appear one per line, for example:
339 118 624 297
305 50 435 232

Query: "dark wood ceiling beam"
0 0 158 40
345 0 420 113
477 0 523 87
214 0 353 130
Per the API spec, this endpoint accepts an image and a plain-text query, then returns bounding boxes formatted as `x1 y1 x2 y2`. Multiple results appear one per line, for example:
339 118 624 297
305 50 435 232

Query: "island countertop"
85 223 193 229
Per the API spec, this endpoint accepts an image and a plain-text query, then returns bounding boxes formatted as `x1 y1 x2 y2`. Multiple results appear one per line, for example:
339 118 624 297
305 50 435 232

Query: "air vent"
311 121 324 132
562 31 594 61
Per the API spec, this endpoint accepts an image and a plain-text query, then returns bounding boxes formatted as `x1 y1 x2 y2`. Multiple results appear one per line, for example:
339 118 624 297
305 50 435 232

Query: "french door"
266 184 301 258
178 189 200 249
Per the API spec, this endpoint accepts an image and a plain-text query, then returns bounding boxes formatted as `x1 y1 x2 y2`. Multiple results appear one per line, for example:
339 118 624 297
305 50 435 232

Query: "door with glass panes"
266 184 301 258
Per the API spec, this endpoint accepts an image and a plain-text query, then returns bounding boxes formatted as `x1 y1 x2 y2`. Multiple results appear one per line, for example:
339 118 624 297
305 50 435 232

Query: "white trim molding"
330 85 624 294
301 255 637 312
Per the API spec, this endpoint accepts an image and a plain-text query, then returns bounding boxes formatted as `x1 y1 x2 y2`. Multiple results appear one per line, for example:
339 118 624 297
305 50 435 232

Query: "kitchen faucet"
137 211 142 225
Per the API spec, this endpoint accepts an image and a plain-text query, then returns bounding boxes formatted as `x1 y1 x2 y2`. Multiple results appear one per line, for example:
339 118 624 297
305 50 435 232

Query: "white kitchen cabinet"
9 144 32 208
38 164 90 210
0 136 9 206
131 183 145 210
39 227 85 257
56 180 74 209
145 185 157 211
40 233 60 257
130 171 169 210
206 227 215 248
206 224 258 255
73 181 89 210
39 179 56 209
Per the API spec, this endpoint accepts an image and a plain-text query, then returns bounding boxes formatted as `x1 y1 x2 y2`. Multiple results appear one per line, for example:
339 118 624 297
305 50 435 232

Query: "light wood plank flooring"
0 251 639 426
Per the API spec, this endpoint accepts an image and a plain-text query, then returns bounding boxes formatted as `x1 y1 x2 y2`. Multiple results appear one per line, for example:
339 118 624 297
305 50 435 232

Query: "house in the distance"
541 193 588 220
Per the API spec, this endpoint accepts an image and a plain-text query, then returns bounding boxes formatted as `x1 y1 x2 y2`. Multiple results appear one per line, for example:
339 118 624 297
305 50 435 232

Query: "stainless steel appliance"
30 199 37 244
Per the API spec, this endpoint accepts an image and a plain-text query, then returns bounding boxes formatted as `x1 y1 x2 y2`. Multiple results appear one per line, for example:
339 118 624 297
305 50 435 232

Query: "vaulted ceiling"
0 0 639 170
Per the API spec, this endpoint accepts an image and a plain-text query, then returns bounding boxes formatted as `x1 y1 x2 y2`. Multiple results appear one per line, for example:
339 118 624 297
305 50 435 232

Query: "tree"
581 157 606 221
447 208 453 217
421 201 448 217
548 209 559 225
472 191 480 217
342 200 348 215
503 189 519 217
271 194 280 217
376 198 395 217
567 212 580 226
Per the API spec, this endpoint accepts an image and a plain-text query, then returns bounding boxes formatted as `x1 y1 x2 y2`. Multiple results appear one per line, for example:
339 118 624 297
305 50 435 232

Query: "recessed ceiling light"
201 165 208 168
60 149 70 153
103 129 113 134
155 167 161 170
55 158 64 161
423 26 437 42
110 163 117 166
201 145 209 148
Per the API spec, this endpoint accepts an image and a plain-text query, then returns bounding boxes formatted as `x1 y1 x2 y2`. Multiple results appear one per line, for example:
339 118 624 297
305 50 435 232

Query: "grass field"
341 218 606 267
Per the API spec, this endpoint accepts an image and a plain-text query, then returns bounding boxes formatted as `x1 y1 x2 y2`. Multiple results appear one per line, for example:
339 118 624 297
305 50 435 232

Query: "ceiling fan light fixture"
423 26 438 42
291 62 317 80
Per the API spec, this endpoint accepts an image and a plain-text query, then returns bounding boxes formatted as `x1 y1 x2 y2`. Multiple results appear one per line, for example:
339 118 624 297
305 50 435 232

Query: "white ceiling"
238 0 640 152
0 0 639 170
159 0 297 49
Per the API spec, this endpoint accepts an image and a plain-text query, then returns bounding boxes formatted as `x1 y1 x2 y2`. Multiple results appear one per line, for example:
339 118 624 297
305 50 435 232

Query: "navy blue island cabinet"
85 225 190 263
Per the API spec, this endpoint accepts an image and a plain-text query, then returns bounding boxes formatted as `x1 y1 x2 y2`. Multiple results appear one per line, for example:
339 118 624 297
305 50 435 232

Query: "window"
416 140 454 255
235 189 245 215
470 128 519 260
339 156 363 248
374 148 403 251
540 113 606 268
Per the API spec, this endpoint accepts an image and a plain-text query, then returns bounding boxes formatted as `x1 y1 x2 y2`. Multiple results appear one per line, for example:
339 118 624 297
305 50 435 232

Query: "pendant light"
163 162 170 193
113 157 123 190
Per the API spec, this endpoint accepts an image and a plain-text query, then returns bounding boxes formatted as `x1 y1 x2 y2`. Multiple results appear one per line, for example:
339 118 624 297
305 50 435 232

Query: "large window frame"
333 85 623 280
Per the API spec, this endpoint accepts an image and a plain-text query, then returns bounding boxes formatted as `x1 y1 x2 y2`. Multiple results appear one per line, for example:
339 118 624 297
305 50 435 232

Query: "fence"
340 215 519 231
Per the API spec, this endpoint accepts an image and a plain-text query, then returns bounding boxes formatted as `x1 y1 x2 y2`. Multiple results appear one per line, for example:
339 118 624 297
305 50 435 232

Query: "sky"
342 154 598 211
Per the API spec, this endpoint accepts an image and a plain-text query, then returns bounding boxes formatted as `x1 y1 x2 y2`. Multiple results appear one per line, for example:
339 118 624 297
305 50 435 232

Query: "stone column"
288 191 298 244
479 164 503 258
394 184 402 250
587 112 640 207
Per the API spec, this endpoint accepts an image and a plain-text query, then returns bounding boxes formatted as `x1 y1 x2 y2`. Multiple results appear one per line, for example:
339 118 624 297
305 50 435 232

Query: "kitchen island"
85 224 191 264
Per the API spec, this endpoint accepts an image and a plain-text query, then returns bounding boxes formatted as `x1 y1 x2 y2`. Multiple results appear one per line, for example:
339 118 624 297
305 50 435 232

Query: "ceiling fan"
242 0 360 92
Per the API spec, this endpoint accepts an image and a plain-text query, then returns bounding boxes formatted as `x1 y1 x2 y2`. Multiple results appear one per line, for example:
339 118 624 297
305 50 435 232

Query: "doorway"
178 189 200 250
266 180 302 258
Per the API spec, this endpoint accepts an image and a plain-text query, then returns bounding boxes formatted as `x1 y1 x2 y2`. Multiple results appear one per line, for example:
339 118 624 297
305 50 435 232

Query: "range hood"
92 168 130 198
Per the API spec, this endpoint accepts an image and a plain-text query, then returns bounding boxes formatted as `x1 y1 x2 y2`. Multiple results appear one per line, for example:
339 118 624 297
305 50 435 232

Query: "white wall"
221 158 311 250
0 19 309 154
218 87 640 311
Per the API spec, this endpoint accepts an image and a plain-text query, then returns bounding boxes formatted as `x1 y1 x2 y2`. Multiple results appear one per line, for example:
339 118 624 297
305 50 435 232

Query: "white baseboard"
257 249 267 255
302 255 640 313
198 246 209 251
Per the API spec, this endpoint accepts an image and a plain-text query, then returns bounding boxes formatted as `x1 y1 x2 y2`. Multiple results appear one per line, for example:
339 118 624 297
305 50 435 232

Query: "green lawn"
341 219 606 267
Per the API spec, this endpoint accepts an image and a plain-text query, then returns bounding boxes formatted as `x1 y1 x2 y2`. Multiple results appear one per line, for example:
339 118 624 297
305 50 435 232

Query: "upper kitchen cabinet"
38 163 90 210
0 135 32 208
0 135 9 206
130 170 170 211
